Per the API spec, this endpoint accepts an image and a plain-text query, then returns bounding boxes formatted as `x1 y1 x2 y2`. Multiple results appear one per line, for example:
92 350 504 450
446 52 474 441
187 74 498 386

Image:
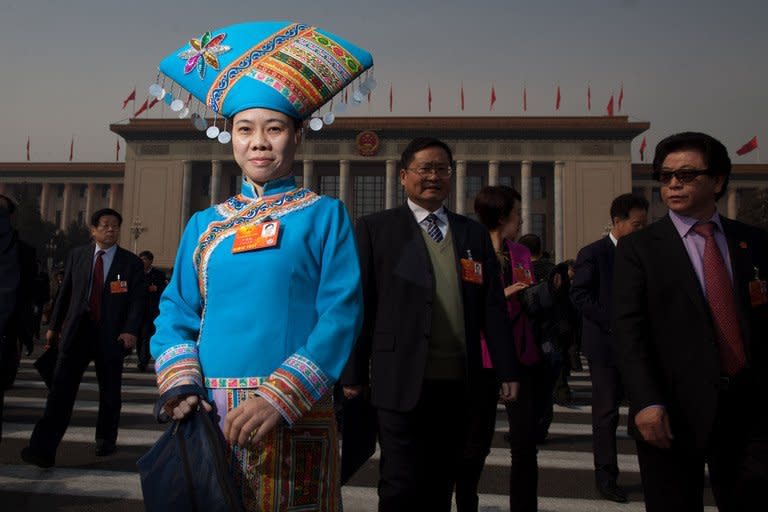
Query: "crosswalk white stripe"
2 422 638 471
13 379 157 395
0 465 718 512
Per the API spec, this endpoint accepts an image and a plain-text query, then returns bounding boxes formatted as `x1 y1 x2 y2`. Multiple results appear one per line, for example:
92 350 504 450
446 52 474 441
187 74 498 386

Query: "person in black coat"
0 203 20 442
613 132 768 511
136 250 166 372
570 193 648 502
21 208 145 467
340 138 519 512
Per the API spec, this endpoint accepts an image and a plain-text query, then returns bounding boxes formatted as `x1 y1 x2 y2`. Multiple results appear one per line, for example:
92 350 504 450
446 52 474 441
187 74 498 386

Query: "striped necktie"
425 213 443 243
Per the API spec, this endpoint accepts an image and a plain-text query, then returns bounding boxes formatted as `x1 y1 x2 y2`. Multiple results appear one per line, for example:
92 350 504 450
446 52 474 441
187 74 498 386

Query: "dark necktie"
425 213 443 243
89 250 105 322
691 222 746 376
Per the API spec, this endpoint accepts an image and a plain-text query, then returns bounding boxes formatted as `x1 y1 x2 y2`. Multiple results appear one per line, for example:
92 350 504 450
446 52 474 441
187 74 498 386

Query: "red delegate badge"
232 220 281 253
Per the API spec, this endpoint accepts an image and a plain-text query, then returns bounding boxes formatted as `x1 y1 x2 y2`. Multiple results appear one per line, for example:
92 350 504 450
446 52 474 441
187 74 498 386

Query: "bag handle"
153 383 208 423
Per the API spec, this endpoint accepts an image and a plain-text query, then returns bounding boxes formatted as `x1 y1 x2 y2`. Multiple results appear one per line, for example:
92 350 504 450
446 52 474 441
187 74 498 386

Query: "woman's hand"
223 396 283 447
163 394 212 421
504 282 529 298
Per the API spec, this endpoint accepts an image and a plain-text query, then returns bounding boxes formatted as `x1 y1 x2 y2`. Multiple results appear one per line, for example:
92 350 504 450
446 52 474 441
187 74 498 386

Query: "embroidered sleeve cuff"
255 354 332 425
155 343 203 394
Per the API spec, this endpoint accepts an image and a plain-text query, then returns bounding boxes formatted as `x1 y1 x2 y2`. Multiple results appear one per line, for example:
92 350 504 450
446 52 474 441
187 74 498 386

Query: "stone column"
303 160 315 191
520 160 532 234
385 159 398 209
61 183 72 230
84 183 96 224
40 183 50 221
488 160 500 186
454 160 467 214
554 161 565 263
339 160 351 213
108 184 118 210
181 160 193 228
727 187 739 219
210 159 222 206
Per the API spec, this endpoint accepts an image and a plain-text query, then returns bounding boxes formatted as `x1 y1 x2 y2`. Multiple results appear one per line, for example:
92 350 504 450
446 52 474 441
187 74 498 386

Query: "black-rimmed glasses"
653 169 714 184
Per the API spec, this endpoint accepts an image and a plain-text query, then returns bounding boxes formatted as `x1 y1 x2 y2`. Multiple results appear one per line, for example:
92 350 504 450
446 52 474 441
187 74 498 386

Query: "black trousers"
136 319 155 368
377 379 468 512
588 358 624 483
505 366 539 512
455 369 499 512
636 373 768 512
29 321 124 457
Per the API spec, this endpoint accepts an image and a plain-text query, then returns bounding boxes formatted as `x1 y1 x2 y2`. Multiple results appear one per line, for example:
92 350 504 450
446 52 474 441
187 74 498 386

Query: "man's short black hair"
518 234 542 257
0 194 17 215
91 208 123 227
652 131 731 201
610 193 649 221
400 137 454 170
139 250 154 261
473 186 521 230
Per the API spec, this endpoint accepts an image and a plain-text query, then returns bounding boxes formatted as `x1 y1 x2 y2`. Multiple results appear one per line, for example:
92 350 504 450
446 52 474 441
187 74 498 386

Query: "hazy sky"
1 0 766 163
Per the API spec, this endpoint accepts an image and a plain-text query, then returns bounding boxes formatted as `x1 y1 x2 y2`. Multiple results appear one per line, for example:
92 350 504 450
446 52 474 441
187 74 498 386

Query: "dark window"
77 211 85 225
79 185 87 198
531 214 547 244
320 176 339 198
201 179 210 197
102 185 110 198
652 188 661 202
57 186 64 198
532 176 546 200
353 175 384 220
55 210 62 226
465 176 483 200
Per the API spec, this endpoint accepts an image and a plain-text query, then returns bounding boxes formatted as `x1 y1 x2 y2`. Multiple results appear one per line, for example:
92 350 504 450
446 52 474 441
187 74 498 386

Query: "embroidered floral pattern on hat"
179 31 231 79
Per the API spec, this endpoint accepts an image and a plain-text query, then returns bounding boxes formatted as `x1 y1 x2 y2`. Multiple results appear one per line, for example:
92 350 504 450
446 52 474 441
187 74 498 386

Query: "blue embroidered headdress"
148 21 374 143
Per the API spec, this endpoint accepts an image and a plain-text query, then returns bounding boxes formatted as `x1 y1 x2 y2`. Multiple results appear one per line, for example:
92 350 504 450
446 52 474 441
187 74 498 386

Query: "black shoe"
21 447 54 468
95 439 116 457
596 479 628 503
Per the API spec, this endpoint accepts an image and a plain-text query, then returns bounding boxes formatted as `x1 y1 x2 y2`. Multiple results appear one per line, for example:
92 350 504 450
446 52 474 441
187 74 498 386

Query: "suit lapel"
392 205 432 289
721 218 754 346
104 247 123 285
78 244 96 305
655 215 711 320
446 210 470 289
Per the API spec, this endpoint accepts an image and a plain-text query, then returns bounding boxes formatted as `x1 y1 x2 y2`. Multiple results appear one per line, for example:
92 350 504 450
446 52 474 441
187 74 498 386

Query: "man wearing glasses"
613 132 768 510
341 137 519 511
21 208 145 467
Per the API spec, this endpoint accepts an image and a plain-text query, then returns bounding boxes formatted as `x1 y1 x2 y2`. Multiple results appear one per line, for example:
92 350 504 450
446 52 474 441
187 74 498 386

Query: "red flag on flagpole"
490 85 497 111
367 91 371 104
460 83 465 111
607 95 615 117
556 85 561 110
134 99 149 117
618 83 624 111
344 89 348 104
148 98 160 110
69 138 74 162
736 136 758 156
26 136 30 161
587 85 591 111
389 83 393 113
428 83 432 112
523 85 527 112
186 92 193 104
640 136 647 161
116 138 121 162
122 88 136 110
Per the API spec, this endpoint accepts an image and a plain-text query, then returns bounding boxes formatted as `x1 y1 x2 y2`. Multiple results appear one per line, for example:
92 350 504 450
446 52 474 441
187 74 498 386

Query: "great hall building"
1 116 765 268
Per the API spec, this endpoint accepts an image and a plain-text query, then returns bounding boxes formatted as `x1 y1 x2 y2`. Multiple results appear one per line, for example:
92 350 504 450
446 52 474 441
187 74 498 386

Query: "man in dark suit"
21 208 145 467
136 250 166 372
613 132 768 511
341 137 519 511
0 203 19 443
571 193 648 503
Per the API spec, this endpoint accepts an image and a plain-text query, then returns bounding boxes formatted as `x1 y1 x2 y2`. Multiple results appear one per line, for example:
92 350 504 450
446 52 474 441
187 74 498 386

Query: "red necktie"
692 222 746 376
89 250 105 322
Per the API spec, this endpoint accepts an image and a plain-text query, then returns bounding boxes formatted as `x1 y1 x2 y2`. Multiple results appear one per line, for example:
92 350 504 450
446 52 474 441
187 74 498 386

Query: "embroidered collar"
241 175 297 199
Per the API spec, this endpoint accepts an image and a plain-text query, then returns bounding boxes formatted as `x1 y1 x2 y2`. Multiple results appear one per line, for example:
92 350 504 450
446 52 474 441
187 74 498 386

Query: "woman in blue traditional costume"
148 21 373 511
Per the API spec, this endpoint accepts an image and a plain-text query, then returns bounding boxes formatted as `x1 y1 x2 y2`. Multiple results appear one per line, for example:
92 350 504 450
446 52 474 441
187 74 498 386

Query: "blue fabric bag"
137 384 244 512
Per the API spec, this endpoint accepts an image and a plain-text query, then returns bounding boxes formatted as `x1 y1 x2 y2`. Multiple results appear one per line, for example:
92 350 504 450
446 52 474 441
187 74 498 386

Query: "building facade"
2 116 764 269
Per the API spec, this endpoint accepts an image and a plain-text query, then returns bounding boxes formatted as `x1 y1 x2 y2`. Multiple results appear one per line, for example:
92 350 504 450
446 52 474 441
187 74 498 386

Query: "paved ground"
0 349 717 511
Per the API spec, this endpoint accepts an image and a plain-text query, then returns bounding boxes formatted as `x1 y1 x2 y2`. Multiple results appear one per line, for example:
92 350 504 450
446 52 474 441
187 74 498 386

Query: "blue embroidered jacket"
150 176 363 424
